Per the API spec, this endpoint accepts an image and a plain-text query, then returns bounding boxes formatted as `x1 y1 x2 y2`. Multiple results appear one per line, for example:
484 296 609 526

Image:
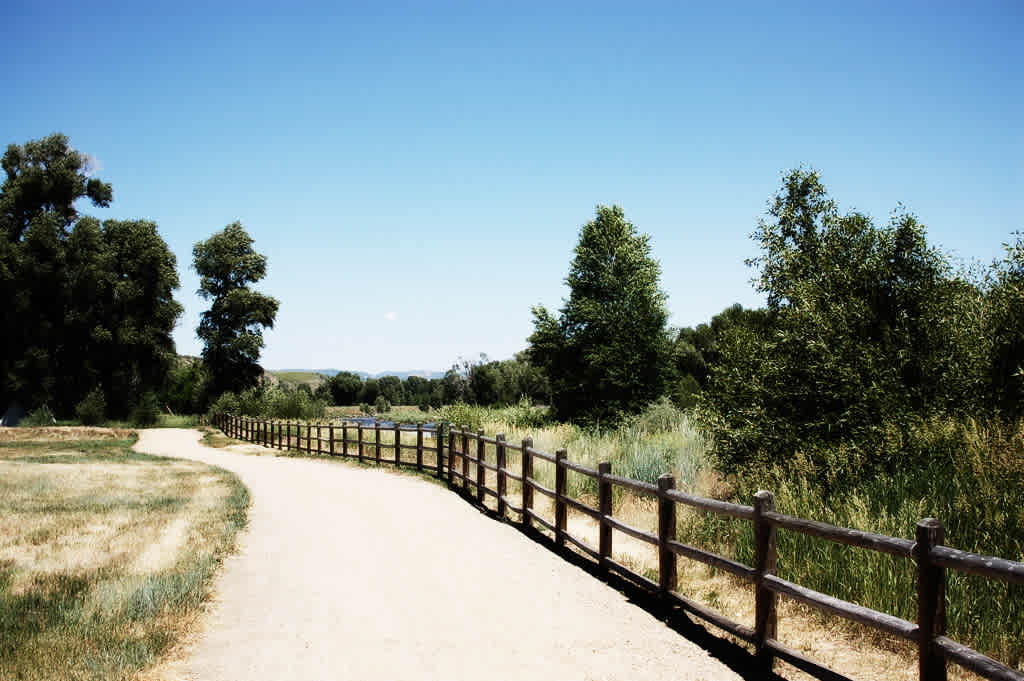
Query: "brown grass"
0 434 248 681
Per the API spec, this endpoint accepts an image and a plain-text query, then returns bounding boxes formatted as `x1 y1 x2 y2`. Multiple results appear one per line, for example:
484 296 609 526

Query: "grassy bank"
0 430 249 680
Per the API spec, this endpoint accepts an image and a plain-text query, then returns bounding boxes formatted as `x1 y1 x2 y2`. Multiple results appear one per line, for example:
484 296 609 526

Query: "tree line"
1 134 277 423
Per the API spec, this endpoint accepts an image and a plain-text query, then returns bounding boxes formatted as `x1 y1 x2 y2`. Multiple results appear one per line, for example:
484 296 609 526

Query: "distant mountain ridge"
274 369 446 380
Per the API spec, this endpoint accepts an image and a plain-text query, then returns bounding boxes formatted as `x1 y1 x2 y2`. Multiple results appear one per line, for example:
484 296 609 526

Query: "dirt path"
135 428 744 681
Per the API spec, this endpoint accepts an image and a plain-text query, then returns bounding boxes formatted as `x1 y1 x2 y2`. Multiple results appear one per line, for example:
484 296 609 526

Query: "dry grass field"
0 428 248 681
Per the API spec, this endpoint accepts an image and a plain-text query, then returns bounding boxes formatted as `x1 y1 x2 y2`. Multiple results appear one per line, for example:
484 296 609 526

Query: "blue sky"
4 1 1021 373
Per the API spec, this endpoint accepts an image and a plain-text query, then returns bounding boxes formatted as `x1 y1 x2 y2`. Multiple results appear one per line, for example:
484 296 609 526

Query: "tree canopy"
528 205 673 423
701 168 984 479
194 222 279 397
1 133 181 418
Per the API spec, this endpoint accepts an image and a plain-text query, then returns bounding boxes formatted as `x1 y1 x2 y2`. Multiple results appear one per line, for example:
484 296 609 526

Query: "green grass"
0 435 249 681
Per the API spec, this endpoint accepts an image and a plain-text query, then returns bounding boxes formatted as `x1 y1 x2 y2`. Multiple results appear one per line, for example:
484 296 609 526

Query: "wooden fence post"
476 429 486 504
555 449 568 546
416 423 424 471
358 423 364 463
461 427 470 494
435 425 444 479
521 438 533 529
658 474 677 597
394 423 401 466
329 423 335 456
496 433 507 517
342 423 349 457
316 423 322 454
753 490 778 670
306 423 312 454
599 461 612 571
374 421 381 464
263 420 268 447
447 425 456 486
916 518 947 681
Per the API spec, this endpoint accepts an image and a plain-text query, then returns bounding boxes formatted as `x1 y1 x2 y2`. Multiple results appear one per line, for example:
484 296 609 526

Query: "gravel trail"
135 428 743 681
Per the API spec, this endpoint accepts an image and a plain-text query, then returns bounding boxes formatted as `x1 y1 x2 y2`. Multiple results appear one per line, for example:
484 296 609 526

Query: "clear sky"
4 1 1021 373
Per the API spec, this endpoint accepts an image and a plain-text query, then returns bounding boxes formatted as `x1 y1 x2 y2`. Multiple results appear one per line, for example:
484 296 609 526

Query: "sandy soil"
134 428 746 681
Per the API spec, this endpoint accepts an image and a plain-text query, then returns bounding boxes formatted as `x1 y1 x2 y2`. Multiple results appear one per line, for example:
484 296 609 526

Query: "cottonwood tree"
703 168 984 480
193 222 279 397
528 205 673 423
1 133 181 417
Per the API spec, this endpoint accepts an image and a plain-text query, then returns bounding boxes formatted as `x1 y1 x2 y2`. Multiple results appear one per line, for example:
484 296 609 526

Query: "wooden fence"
214 413 1024 681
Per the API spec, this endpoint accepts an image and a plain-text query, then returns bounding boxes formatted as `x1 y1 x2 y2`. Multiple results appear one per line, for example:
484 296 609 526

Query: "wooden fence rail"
214 413 1024 681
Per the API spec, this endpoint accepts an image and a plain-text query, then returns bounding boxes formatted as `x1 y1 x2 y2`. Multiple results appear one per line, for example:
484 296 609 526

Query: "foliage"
376 375 404 406
701 169 984 481
193 222 279 397
374 395 391 413
74 387 106 425
207 383 325 421
985 233 1024 416
528 205 673 423
130 391 161 426
0 134 182 418
21 404 55 427
162 359 210 415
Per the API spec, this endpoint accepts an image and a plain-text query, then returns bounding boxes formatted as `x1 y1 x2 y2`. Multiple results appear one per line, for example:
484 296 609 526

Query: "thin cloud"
383 311 398 322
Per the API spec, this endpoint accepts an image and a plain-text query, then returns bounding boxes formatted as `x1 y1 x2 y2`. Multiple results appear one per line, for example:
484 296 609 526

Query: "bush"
23 404 57 426
130 392 160 426
374 396 391 413
75 389 106 426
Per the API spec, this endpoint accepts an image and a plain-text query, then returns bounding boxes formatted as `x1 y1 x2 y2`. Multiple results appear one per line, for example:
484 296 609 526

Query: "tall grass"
438 401 1023 667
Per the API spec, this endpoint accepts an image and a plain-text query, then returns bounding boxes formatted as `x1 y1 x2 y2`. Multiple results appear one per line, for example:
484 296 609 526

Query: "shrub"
23 404 57 426
75 389 106 426
374 396 391 413
130 392 161 426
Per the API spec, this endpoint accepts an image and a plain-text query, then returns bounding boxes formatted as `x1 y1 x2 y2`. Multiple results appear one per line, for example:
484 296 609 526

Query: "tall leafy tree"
193 222 279 397
703 169 983 478
1 134 180 416
528 205 673 423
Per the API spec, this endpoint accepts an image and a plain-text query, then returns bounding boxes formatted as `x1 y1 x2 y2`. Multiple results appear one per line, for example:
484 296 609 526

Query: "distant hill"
275 369 446 380
268 371 329 390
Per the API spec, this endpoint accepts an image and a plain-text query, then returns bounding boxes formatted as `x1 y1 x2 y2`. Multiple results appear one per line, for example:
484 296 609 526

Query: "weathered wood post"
476 429 486 504
394 422 401 466
496 434 507 518
753 490 778 670
306 423 312 454
374 421 381 464
599 461 612 572
435 425 444 479
916 518 947 681
316 423 322 454
262 420 268 447
342 423 349 457
329 423 335 456
447 425 456 486
555 449 568 547
358 423 365 463
461 426 470 494
521 438 534 529
657 473 677 597
416 423 424 471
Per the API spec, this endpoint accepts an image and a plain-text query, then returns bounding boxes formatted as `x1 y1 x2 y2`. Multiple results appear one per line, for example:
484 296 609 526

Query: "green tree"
703 169 983 478
1 134 181 416
377 375 405 405
986 234 1024 415
326 371 363 405
193 222 279 397
528 205 673 423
